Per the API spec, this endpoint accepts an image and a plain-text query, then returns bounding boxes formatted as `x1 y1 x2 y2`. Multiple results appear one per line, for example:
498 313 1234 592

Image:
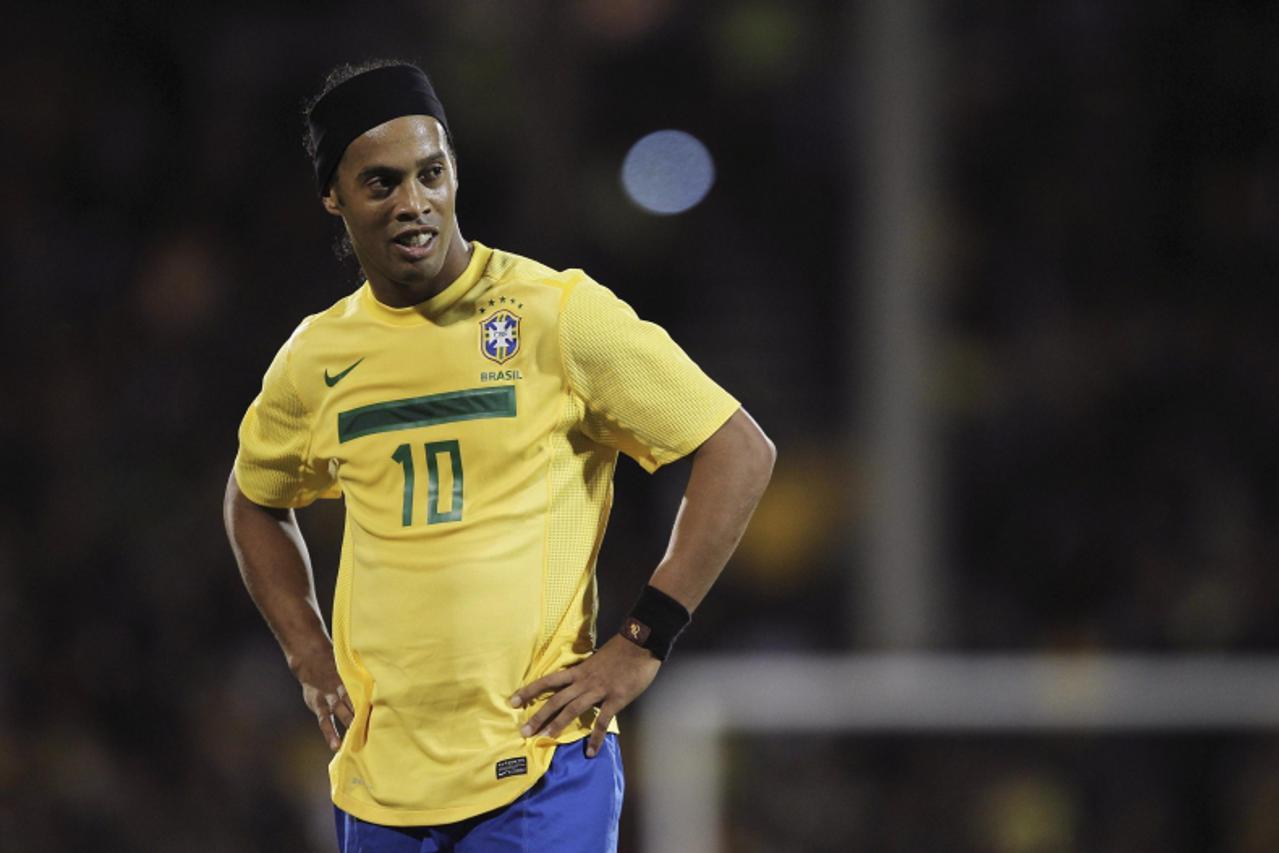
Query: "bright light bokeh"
621 129 715 215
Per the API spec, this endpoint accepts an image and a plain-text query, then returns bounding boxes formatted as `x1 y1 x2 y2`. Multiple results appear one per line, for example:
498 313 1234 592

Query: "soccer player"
223 60 774 852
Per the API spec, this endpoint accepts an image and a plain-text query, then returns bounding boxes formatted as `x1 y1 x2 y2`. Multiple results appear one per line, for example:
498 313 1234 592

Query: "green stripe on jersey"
339 386 516 443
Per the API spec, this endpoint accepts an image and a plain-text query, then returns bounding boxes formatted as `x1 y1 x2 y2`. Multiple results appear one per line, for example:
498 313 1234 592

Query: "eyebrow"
355 151 447 183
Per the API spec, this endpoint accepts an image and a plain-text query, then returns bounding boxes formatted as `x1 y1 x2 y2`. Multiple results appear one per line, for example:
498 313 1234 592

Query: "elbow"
754 418 777 469
749 424 777 489
731 408 775 491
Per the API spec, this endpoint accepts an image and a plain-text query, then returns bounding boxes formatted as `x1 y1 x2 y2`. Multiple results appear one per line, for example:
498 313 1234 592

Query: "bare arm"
647 407 777 611
223 473 354 750
511 407 776 756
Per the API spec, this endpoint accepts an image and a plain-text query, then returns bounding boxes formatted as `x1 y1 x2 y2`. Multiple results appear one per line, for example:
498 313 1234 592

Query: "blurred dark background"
4 1 1279 850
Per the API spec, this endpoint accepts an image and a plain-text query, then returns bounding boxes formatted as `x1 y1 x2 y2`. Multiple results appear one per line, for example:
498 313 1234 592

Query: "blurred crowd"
4 1 1278 850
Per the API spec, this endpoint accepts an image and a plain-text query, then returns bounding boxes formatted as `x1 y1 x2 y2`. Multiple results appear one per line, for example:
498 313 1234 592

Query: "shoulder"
483 247 602 308
480 249 644 339
260 288 362 409
279 288 363 361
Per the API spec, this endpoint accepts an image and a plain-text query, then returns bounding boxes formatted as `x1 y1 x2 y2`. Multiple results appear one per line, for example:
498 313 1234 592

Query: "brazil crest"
480 309 521 364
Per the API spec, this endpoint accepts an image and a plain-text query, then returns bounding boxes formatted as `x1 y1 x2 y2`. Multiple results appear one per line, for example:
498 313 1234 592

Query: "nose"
396 179 431 221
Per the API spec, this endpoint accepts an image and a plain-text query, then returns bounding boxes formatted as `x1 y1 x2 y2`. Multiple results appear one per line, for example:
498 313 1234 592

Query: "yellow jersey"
233 242 739 826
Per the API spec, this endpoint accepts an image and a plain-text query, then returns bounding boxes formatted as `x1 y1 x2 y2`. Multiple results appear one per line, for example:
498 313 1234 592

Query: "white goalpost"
637 654 1279 852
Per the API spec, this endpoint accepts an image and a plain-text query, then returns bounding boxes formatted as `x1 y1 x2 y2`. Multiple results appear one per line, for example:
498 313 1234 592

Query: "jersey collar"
360 241 493 325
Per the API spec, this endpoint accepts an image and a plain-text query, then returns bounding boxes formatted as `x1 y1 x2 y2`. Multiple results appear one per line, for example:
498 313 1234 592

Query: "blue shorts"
334 735 623 853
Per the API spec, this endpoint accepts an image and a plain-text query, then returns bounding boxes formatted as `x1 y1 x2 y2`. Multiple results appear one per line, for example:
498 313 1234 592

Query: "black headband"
307 64 450 195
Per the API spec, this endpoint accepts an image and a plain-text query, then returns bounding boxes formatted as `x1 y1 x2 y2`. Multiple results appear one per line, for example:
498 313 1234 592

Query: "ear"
321 186 343 217
446 144 459 185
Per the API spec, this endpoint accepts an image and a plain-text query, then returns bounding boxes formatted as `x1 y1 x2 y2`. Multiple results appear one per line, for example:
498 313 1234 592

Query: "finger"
336 684 355 720
586 704 616 758
521 683 584 737
327 686 356 727
317 712 342 752
543 691 603 739
510 669 575 709
331 694 356 728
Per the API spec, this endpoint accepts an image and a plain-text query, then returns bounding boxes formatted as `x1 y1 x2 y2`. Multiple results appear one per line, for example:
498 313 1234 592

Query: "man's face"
322 115 466 302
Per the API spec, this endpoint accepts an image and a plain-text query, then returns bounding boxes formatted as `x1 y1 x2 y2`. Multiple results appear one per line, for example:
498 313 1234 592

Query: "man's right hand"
295 654 355 752
224 475 356 753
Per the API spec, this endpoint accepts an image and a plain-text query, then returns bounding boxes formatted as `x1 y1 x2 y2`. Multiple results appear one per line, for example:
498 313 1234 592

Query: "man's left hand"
509 634 662 758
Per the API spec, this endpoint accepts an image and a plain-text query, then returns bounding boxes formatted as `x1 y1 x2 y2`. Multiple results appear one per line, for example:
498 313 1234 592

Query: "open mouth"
393 231 435 248
391 228 438 259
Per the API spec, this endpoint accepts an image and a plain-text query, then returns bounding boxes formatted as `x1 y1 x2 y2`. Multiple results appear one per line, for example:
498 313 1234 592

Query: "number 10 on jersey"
391 440 463 526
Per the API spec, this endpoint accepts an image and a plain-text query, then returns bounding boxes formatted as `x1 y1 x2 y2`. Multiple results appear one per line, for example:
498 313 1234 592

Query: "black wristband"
619 585 691 661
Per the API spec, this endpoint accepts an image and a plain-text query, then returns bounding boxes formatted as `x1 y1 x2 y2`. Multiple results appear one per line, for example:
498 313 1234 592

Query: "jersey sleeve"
234 338 340 507
559 278 740 473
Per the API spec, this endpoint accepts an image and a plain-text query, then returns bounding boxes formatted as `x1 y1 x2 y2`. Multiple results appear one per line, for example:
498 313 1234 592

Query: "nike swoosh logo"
324 358 365 387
